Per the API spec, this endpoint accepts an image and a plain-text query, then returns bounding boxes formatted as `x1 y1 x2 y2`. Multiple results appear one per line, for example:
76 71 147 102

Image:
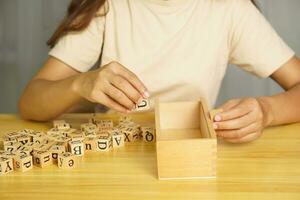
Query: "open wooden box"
155 99 217 180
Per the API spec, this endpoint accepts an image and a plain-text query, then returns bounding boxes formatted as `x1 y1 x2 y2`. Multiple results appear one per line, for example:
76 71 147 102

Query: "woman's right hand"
72 61 149 113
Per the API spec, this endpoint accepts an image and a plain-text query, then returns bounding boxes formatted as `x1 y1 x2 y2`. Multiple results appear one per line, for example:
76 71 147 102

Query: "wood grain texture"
155 100 216 179
0 113 300 200
157 139 216 179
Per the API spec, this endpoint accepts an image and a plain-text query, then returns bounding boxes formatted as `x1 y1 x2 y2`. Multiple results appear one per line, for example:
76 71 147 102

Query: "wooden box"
155 99 217 180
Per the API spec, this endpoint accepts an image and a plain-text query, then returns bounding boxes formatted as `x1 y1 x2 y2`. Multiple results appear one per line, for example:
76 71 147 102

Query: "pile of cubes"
0 115 155 175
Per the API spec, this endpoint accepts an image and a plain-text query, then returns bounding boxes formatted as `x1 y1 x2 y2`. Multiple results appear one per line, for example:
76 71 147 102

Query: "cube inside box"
155 100 217 180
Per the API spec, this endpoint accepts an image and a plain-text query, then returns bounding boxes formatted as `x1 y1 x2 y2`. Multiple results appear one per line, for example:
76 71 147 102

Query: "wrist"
70 73 83 95
256 96 274 127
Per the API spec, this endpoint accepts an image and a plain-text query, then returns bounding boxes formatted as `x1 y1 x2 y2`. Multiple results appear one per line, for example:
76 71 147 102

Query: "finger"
91 92 129 113
224 132 261 143
112 62 149 98
218 99 241 112
218 103 252 121
213 99 241 122
104 84 136 110
110 75 142 104
214 111 256 130
216 122 259 139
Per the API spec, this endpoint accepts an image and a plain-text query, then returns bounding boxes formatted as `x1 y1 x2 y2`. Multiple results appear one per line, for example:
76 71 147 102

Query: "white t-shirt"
49 0 294 110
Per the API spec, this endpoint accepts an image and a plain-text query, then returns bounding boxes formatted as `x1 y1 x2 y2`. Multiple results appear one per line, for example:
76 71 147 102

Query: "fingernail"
126 109 131 113
213 123 218 129
215 115 222 122
143 91 150 98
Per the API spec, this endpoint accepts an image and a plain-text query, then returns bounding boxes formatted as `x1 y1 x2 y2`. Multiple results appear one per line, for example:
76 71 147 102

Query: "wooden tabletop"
0 113 299 200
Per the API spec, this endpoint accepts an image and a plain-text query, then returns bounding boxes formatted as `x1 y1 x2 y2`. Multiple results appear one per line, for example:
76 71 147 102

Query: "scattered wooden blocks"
111 129 125 148
32 135 46 145
15 147 32 157
16 134 31 146
25 130 42 142
1 151 17 159
50 143 66 163
33 150 52 168
68 140 85 156
69 132 85 142
59 128 77 138
155 99 217 180
83 138 97 151
98 120 114 130
141 127 155 143
5 132 21 141
96 135 112 152
17 129 35 135
89 118 114 131
53 120 71 130
2 138 17 146
0 157 14 175
33 140 55 153
132 127 141 142
121 127 134 143
14 154 33 172
81 123 98 138
58 152 77 169
1 112 156 174
4 143 22 153
24 141 37 150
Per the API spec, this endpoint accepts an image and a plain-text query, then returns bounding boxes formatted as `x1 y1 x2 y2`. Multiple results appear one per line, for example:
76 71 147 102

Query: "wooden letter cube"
84 138 97 151
14 154 33 172
0 157 14 175
16 134 31 146
155 100 217 180
112 134 125 148
121 128 134 143
53 120 71 130
4 141 19 153
141 127 155 143
50 143 66 164
5 132 21 141
96 136 112 152
81 123 98 132
33 150 52 168
135 99 150 112
68 140 85 156
32 135 46 145
132 129 141 142
58 152 77 169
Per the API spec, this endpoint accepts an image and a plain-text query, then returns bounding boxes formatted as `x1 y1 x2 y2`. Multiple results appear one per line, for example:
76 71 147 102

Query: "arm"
19 57 149 121
19 57 82 121
261 56 300 125
213 56 300 143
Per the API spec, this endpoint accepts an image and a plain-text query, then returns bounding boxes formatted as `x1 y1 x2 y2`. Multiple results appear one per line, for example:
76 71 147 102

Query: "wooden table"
0 113 299 200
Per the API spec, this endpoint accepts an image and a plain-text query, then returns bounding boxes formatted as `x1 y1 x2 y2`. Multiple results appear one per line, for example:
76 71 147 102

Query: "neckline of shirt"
141 0 195 14
144 0 190 6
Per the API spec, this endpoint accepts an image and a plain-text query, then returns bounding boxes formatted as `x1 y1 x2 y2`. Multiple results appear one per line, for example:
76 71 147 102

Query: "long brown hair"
47 0 107 48
47 0 258 48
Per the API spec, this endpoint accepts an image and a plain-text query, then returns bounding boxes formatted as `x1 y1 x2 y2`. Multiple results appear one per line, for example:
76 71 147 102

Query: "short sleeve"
49 16 105 72
229 0 295 78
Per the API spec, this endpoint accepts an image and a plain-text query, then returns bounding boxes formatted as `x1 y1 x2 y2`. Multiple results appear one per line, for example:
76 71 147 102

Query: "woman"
19 0 300 143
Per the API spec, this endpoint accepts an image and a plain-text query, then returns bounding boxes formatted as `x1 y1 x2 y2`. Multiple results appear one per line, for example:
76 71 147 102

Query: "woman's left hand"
212 98 272 143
